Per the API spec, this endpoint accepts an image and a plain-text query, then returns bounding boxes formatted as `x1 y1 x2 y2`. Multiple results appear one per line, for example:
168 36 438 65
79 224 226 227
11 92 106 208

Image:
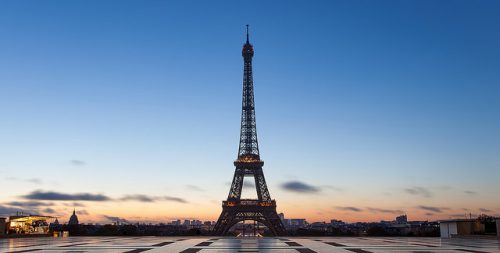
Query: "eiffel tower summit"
213 26 287 236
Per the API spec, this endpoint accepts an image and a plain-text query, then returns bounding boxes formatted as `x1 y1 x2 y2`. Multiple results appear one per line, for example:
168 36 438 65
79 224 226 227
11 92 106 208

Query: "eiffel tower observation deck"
213 26 286 236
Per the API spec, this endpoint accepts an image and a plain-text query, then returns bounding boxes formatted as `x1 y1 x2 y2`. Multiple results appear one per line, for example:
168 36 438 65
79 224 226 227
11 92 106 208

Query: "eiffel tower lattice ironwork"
213 26 286 236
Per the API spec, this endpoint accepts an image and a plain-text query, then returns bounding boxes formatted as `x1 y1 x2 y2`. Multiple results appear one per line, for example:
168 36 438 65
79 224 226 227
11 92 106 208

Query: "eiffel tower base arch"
213 202 286 236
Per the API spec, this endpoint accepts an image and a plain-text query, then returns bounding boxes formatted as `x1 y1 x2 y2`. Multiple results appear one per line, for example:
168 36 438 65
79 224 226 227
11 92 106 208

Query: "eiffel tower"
213 26 286 236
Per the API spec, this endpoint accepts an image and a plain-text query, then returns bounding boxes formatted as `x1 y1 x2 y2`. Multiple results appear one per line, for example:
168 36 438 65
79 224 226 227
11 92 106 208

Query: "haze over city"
1 0 499 225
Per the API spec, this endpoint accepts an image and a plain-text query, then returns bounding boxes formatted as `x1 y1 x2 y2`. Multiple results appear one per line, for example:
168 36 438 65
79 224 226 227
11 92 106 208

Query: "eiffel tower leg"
263 210 287 236
254 169 271 201
213 208 233 236
228 169 244 200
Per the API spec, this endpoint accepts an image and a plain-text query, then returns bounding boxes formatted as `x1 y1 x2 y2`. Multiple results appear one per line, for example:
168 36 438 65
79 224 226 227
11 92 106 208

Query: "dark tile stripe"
457 249 489 253
383 240 397 243
411 243 438 247
195 241 213 246
451 244 483 248
296 248 318 253
8 250 42 253
152 241 173 247
326 242 346 247
59 242 89 247
346 249 373 253
124 249 153 253
285 242 302 246
15 244 48 248
180 249 202 253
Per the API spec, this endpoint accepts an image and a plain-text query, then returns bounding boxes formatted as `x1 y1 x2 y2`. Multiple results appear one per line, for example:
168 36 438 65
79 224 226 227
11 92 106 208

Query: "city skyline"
1 0 499 225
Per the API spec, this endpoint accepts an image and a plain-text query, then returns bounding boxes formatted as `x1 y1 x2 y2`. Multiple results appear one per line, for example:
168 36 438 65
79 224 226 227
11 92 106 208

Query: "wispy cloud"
63 202 86 207
41 208 56 214
76 209 89 215
7 201 53 207
1 201 58 216
185 184 204 192
243 180 255 189
336 206 362 212
281 181 320 193
322 185 343 192
162 196 188 203
464 190 477 195
103 215 129 223
23 190 111 201
366 207 403 214
0 205 27 216
21 190 187 204
449 214 469 218
418 205 448 213
5 177 42 185
120 194 187 203
405 187 432 198
120 194 156 202
70 160 86 166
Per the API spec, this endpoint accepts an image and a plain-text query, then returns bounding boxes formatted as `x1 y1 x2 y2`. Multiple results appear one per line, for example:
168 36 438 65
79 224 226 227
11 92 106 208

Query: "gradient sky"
0 0 499 224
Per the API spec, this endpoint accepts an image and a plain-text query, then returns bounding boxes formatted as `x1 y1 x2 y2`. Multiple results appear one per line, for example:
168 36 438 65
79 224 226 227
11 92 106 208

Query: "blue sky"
0 0 499 223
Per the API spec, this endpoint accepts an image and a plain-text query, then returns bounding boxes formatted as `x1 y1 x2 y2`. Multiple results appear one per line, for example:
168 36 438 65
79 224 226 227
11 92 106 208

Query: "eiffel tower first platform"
213 26 286 236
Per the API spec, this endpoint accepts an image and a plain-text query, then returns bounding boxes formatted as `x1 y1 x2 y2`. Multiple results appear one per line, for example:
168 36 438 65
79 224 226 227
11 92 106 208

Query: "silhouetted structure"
68 209 79 225
213 26 286 236
396 214 408 224
0 217 6 235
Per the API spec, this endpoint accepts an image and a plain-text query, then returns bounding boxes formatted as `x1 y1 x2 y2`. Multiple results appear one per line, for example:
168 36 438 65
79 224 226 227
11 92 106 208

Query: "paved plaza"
1 236 499 253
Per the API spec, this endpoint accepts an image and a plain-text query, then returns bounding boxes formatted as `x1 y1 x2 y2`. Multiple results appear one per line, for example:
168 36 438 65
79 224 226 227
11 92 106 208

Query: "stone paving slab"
1 236 499 253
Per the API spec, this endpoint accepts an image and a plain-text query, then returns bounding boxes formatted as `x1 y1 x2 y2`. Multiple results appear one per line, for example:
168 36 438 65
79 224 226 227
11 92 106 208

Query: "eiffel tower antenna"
213 26 286 236
246 24 249 43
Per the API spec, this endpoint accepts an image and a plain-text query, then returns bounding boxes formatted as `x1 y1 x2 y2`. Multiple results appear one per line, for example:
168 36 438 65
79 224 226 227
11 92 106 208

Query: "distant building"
439 219 483 238
330 219 345 227
289 219 307 227
191 220 202 226
310 222 327 231
278 213 285 221
8 215 55 234
68 209 79 225
395 215 408 224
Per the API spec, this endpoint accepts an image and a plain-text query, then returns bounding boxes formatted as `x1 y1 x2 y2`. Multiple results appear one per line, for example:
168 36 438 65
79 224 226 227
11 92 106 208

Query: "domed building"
68 209 79 225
